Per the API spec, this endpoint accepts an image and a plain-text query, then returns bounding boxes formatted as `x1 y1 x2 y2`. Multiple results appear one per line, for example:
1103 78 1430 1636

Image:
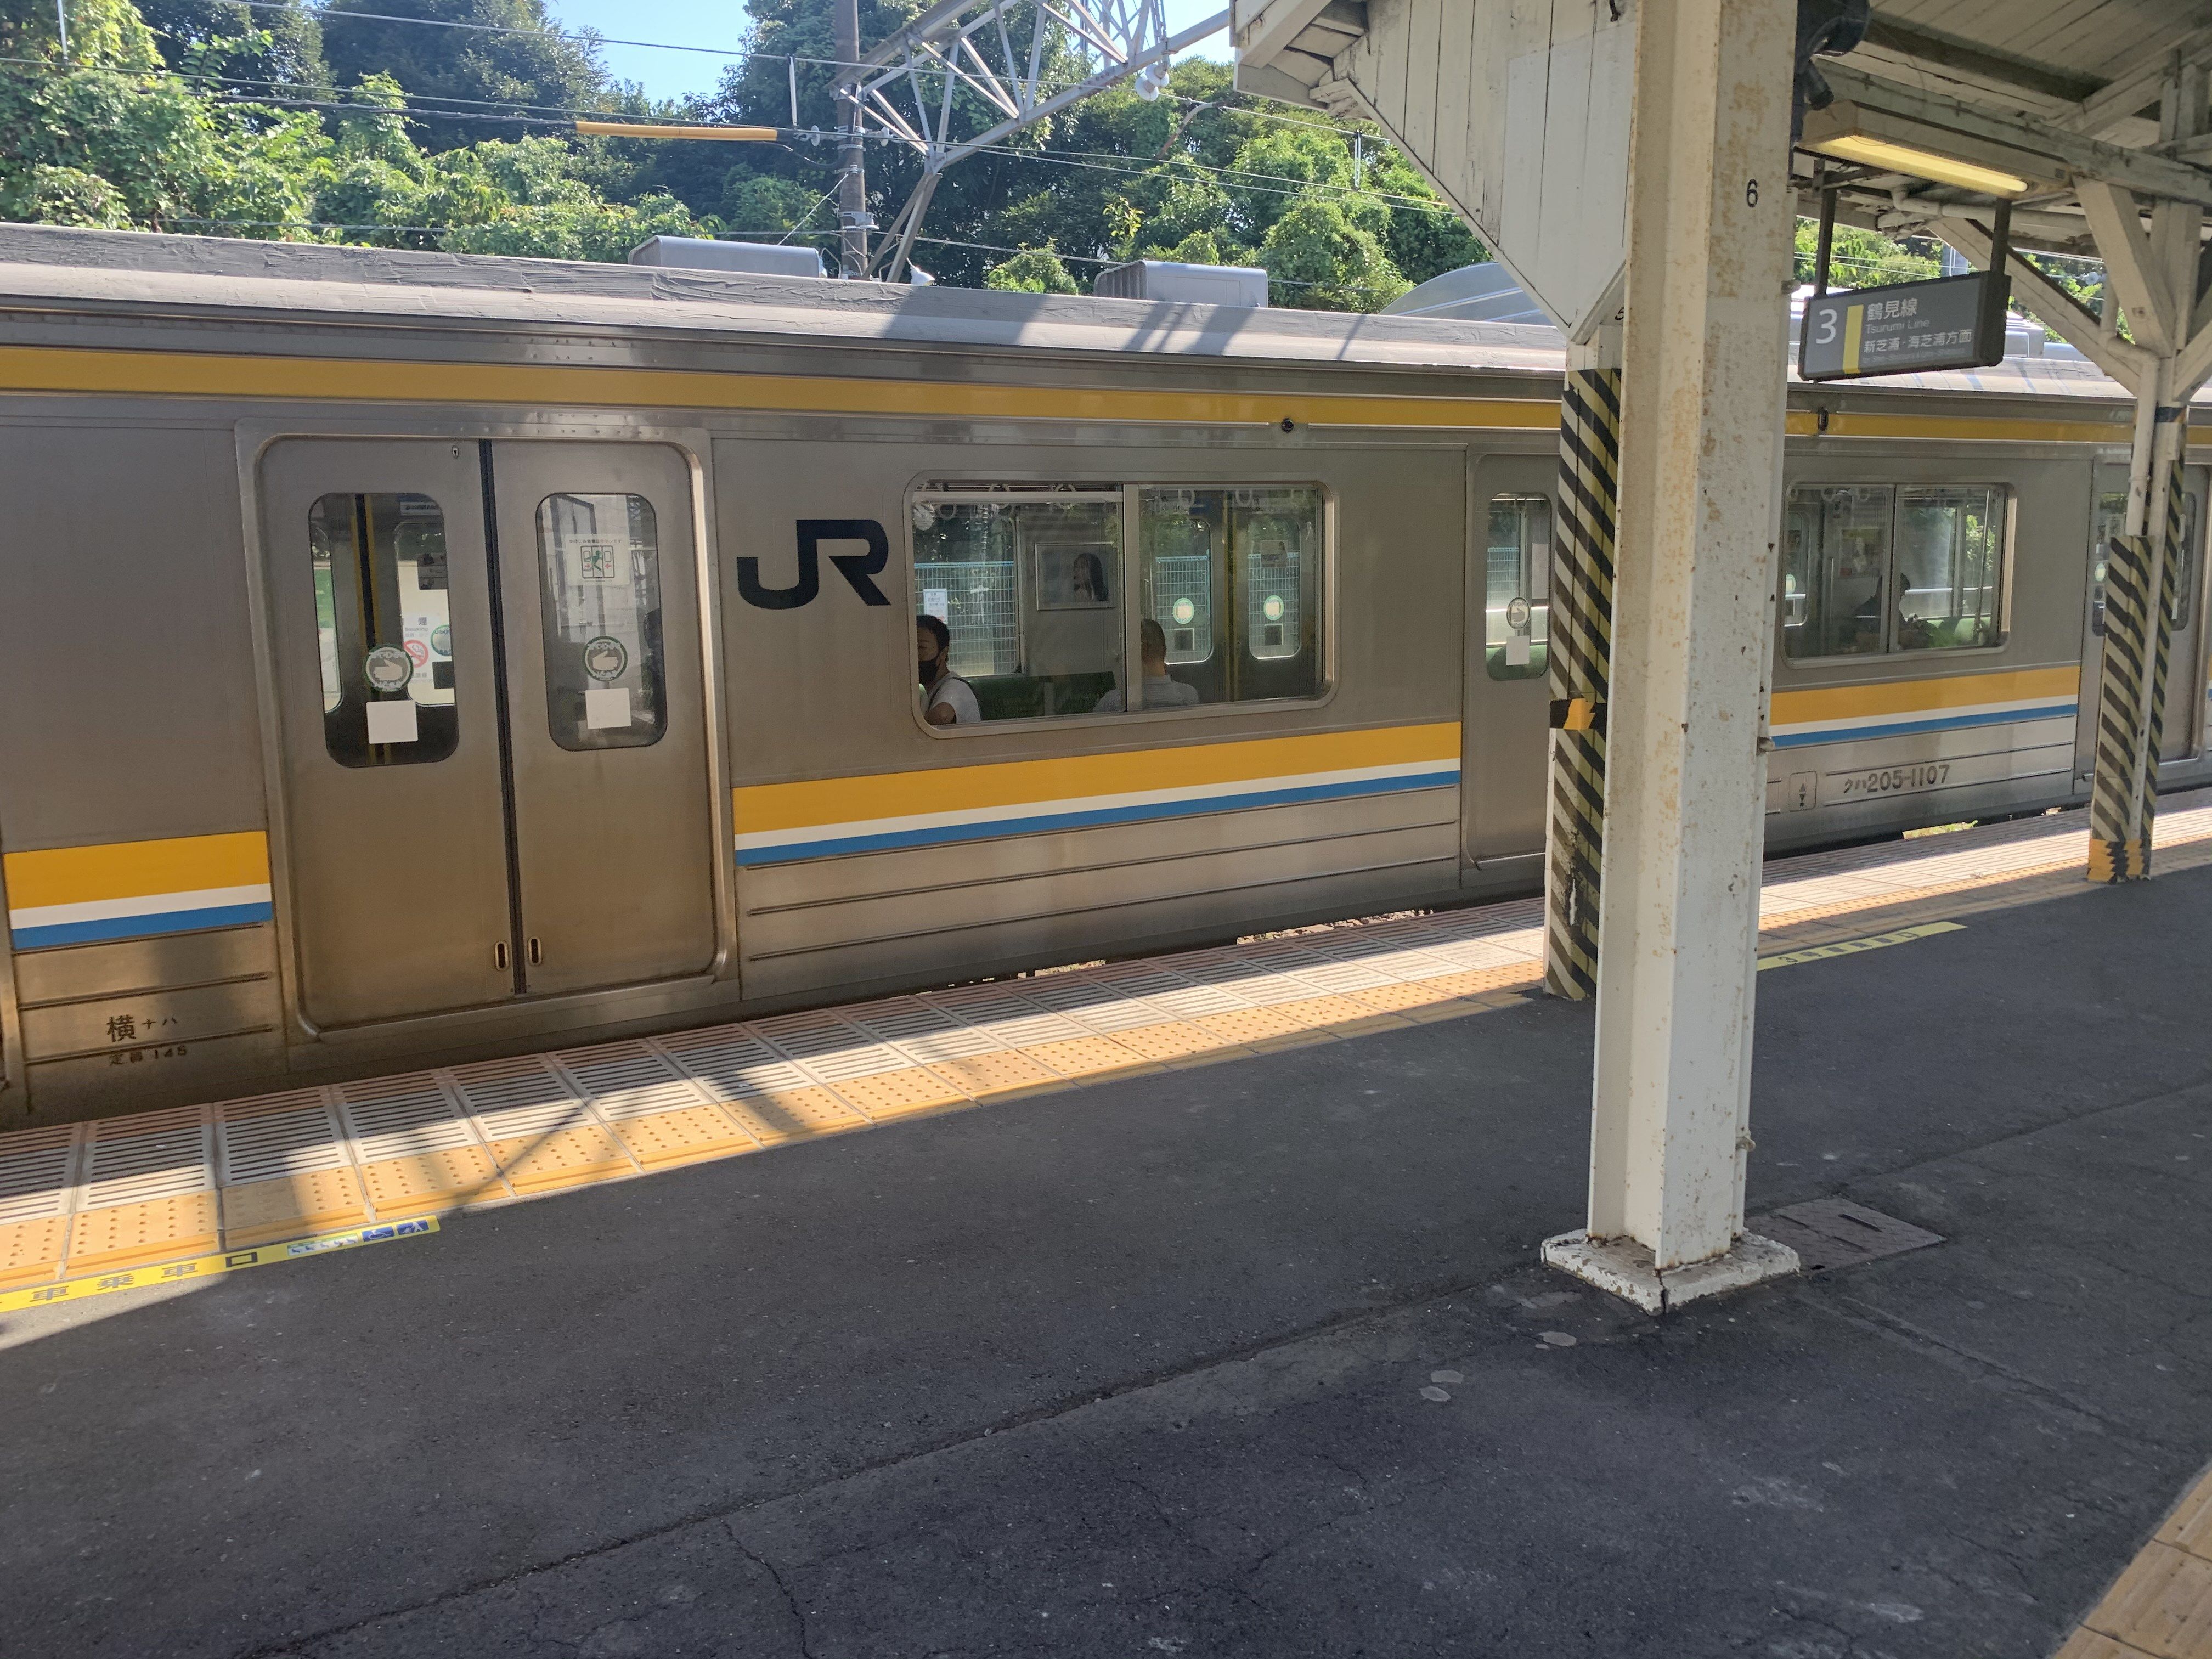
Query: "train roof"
0 222 2181 410
0 222 1568 375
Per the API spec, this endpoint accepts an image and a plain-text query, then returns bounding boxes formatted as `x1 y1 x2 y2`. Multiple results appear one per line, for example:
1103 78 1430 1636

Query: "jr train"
0 224 2198 1126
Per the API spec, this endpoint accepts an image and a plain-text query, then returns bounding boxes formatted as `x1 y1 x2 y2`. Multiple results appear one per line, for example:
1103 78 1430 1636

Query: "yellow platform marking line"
0 1217 439 1316
2054 1462 2212 1659
0 344 2149 446
1758 921 1965 971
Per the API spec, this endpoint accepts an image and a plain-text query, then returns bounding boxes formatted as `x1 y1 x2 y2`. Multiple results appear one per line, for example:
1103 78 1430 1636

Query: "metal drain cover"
1751 1199 1943 1272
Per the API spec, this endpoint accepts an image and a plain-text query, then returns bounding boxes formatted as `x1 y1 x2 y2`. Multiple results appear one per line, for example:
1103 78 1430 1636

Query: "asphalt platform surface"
4 865 2210 1658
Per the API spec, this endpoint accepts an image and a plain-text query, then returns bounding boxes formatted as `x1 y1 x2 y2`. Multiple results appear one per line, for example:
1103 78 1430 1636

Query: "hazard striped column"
1544 353 1622 998
2089 435 2186 883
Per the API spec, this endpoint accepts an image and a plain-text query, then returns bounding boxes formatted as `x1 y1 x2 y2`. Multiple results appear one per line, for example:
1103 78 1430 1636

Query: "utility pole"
835 0 870 278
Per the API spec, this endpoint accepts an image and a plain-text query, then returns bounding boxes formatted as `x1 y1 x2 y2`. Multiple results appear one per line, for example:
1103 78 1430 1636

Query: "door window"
536 493 667 750
2095 489 2200 627
1484 494 1551 681
308 492 459 765
1135 485 1323 705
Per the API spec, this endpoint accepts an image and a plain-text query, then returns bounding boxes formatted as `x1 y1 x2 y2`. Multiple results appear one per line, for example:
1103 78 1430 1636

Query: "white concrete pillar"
1542 0 1801 1312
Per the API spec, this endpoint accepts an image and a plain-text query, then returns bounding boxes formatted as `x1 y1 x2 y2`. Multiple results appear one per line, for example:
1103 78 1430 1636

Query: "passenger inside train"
917 614 980 725
1094 618 1203 711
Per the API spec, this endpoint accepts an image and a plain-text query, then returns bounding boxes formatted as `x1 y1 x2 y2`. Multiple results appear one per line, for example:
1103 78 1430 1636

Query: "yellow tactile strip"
2056 1464 2212 1658
2 793 2210 1300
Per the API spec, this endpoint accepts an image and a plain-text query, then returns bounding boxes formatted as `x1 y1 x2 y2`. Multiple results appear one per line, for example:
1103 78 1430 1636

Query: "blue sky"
545 0 1229 105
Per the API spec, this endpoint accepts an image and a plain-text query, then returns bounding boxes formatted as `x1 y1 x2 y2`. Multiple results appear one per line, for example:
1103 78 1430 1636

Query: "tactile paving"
220 1169 368 1246
66 1192 219 1272
487 1126 634 1192
828 1068 970 1119
0 1216 69 1288
1022 1035 1158 1080
1107 1020 1251 1062
359 1147 504 1218
610 1106 757 1168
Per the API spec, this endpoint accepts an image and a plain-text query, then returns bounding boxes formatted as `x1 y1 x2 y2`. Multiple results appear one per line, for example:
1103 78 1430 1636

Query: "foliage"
0 0 1496 312
984 246 1077 293
318 0 634 151
139 0 328 98
1792 218 1943 289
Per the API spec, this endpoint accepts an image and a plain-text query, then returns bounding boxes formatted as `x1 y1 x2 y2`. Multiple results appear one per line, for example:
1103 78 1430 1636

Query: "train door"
262 438 717 1029
1462 455 1558 864
2083 462 2209 766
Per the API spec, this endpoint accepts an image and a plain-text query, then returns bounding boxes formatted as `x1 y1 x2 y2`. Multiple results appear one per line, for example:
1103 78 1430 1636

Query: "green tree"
1259 192 1408 311
1792 219 1941 289
139 0 327 98
1367 146 1484 286
0 0 326 234
984 246 1078 292
318 0 627 150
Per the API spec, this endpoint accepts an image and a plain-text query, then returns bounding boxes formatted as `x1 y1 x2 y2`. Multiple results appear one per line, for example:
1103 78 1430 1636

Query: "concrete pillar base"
1541 1229 1800 1314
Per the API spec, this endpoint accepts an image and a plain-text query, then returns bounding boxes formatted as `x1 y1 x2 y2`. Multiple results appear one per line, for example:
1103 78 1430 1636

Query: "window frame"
905 476 1336 735
1778 478 2016 667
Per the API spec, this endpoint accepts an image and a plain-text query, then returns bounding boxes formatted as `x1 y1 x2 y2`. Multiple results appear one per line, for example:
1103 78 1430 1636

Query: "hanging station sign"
1799 270 2013 380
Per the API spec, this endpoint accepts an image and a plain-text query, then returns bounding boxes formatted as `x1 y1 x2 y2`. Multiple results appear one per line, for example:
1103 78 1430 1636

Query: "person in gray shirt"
1096 618 1202 712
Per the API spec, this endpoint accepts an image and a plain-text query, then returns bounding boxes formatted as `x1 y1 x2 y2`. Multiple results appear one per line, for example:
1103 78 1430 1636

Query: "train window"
1783 486 1892 659
1897 487 2004 650
912 493 1125 720
1137 485 1323 706
1484 495 1551 681
536 493 667 751
308 492 460 766
1785 483 2010 659
2095 489 2200 627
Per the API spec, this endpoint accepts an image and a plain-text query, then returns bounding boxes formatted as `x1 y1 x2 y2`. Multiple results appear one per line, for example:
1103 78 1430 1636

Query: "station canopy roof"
1796 2 2212 259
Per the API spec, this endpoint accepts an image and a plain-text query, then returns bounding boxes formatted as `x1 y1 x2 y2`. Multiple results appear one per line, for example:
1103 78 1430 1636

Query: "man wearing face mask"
917 614 980 725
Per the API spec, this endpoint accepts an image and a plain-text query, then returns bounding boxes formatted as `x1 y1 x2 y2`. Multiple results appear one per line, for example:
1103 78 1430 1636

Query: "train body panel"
0 224 2204 1125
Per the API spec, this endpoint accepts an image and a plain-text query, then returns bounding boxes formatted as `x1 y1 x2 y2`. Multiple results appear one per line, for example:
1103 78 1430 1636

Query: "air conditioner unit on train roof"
1092 259 1270 308
627 236 828 279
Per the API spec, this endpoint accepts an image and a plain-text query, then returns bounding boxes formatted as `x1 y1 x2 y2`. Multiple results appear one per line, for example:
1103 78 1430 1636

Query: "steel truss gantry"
845 0 1229 279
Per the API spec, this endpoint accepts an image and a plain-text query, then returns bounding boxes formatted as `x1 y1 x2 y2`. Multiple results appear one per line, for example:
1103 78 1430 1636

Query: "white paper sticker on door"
584 686 631 730
366 698 419 744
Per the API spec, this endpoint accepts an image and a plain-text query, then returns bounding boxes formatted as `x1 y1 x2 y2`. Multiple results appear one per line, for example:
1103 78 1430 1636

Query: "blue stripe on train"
9 900 275 951
1770 702 2078 750
734 768 1463 868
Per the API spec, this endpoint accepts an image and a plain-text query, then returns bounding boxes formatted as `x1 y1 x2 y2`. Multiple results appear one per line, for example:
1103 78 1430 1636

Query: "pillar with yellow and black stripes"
2089 419 2187 883
1544 351 1623 997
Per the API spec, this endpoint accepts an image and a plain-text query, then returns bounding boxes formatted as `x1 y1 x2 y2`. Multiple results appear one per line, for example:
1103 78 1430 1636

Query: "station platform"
7 796 2212 1301
3 801 2211 1657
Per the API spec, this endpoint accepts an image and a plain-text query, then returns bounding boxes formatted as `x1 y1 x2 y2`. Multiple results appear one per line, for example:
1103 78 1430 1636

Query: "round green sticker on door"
363 645 413 692
583 636 628 682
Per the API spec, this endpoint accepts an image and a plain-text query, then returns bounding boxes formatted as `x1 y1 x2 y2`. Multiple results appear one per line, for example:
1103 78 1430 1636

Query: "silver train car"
0 224 2200 1126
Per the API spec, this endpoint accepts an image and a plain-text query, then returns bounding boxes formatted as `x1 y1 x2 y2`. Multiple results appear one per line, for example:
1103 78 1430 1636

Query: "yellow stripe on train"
3 831 270 908
0 344 2144 445
0 345 1556 432
734 723 1463 836
1770 666 2080 729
